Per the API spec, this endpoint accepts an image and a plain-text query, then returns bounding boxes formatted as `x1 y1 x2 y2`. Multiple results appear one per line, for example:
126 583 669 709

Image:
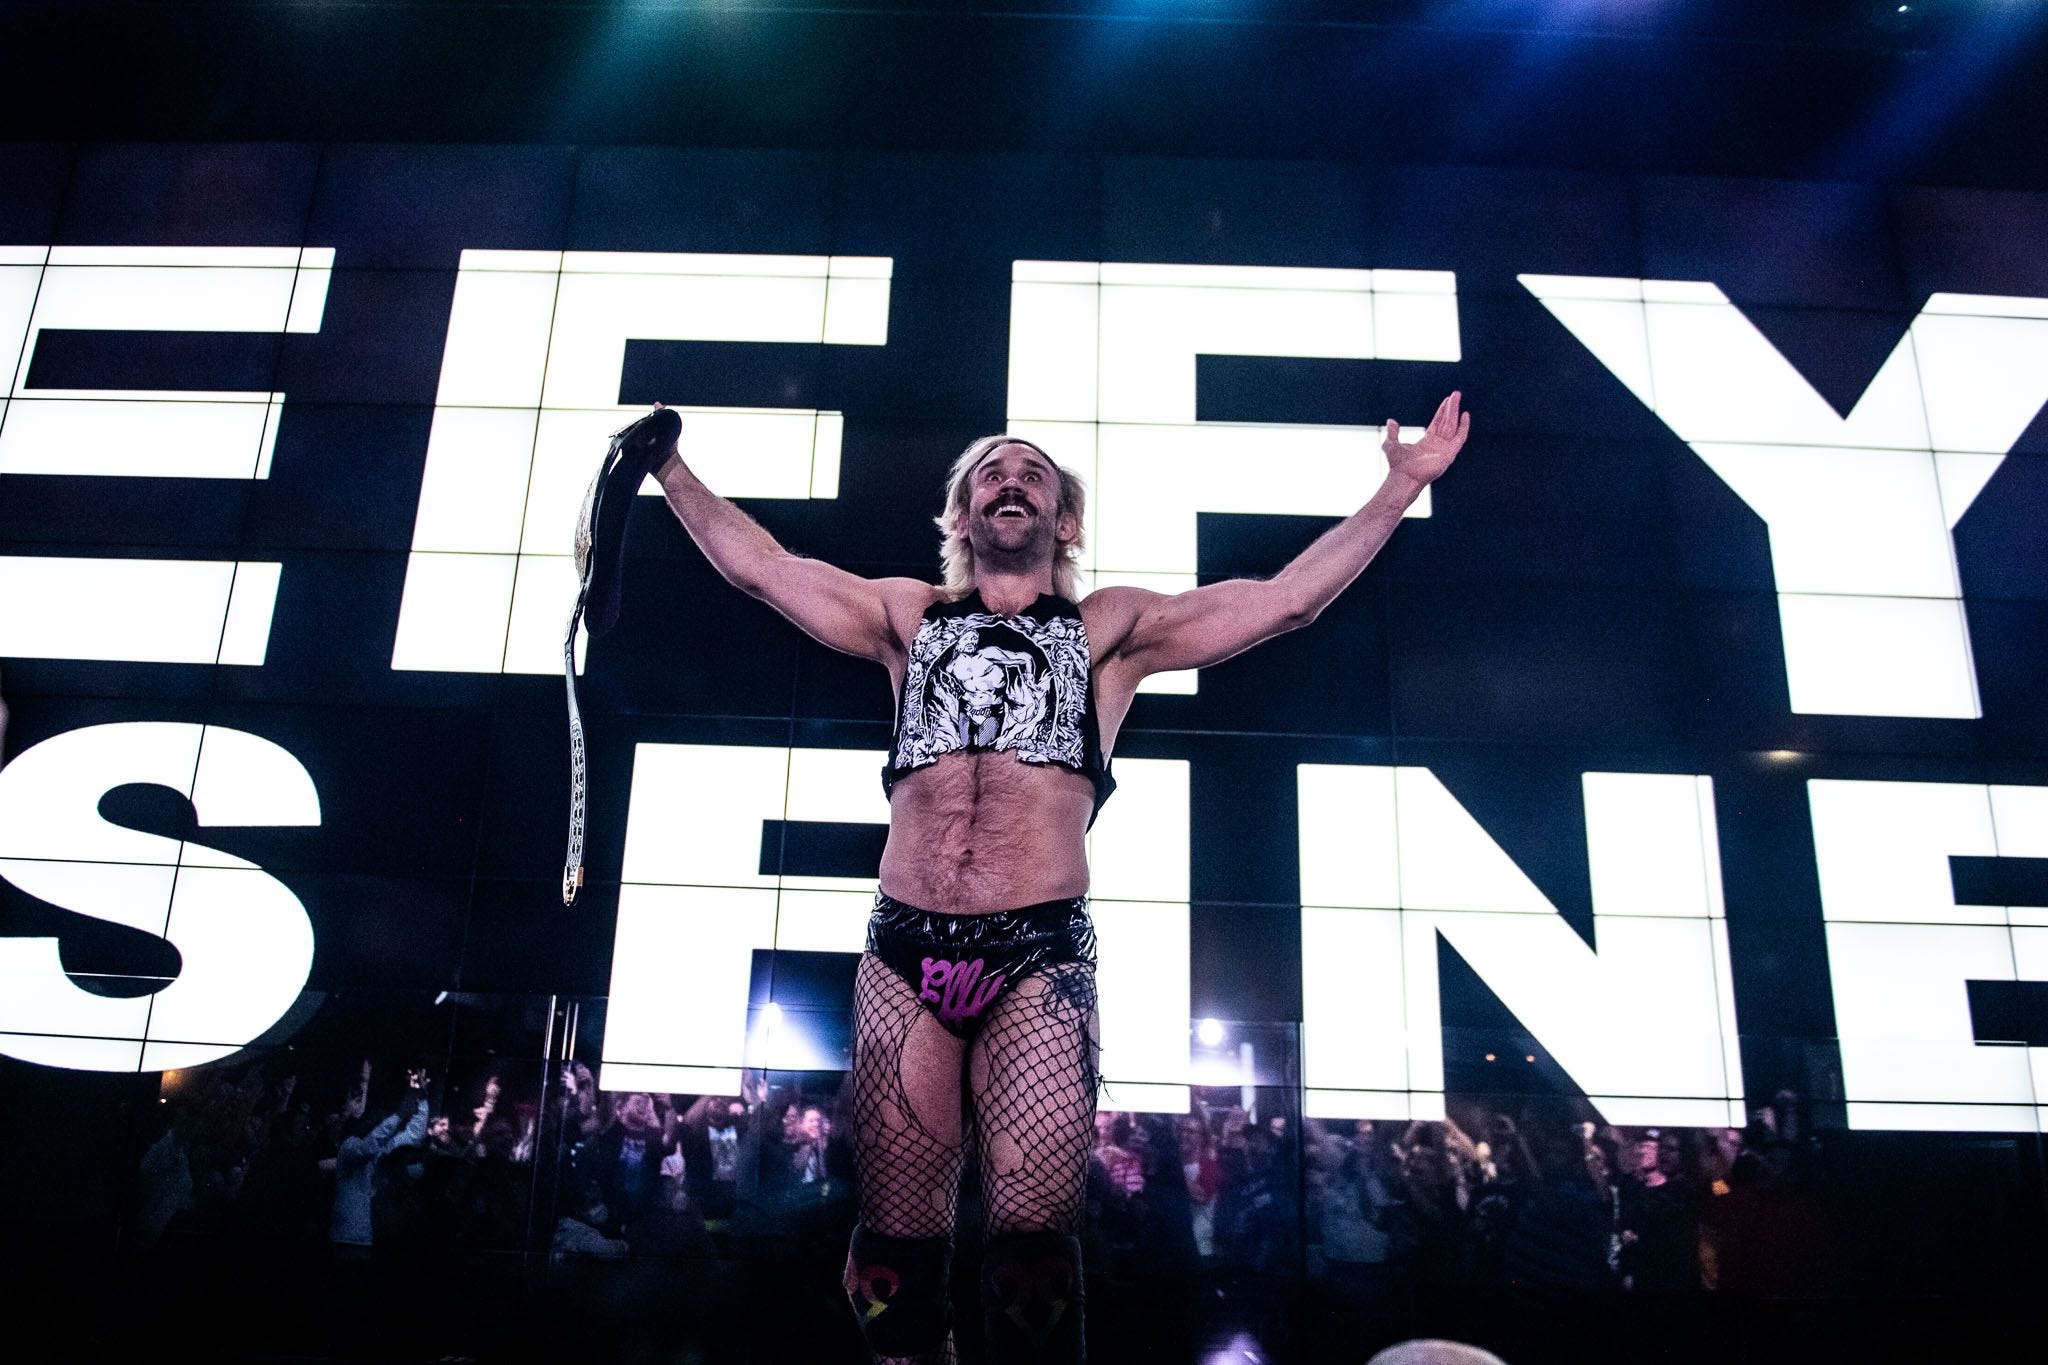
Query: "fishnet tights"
849 951 1098 1365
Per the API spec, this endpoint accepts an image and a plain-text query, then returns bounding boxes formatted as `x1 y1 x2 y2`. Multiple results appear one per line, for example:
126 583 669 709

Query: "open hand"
1382 391 1469 487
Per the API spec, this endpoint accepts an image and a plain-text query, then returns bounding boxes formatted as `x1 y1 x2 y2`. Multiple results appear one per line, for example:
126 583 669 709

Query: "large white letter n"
1522 277 2048 719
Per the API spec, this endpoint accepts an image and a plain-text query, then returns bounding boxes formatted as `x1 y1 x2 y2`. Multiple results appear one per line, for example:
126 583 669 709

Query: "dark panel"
56 143 319 246
732 416 981 574
240 403 435 553
1191 901 1303 1023
1151 563 1393 742
791 635 899 728
1182 729 1356 908
1379 164 1640 293
751 947 859 1015
1102 156 1379 269
1966 980 2048 1047
1892 184 2048 303
196 701 492 878
1436 1008 1585 1110
251 991 457 1086
1951 854 2048 911
1955 453 2048 597
1736 304 1919 422
272 267 459 406
823 263 1014 421
833 150 1098 264
23 327 281 394
1369 434 1677 592
1452 288 1672 442
620 339 827 412
1387 582 1687 746
1194 355 1462 435
0 142 70 244
1968 597 2048 760
1671 589 1987 759
0 473 250 550
1638 175 1908 310
759 820 888 881
471 708 801 886
1696 759 1841 1046
459 877 620 995
296 873 471 993
566 146 833 255
305 143 576 269
562 539 807 721
206 550 499 712
1658 439 1778 593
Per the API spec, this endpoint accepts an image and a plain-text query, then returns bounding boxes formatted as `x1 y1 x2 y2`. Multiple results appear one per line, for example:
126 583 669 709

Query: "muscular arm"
653 441 926 665
1099 392 1469 679
1099 469 1427 677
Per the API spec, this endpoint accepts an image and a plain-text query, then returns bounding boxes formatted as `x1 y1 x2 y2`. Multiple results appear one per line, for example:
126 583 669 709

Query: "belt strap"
563 572 593 905
562 421 633 905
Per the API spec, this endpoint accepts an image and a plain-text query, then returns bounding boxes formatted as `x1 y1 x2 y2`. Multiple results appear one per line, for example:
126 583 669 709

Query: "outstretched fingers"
1429 390 1463 438
1384 392 1470 463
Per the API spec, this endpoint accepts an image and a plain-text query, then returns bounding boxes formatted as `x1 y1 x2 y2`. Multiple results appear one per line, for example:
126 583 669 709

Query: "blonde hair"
934 434 1087 601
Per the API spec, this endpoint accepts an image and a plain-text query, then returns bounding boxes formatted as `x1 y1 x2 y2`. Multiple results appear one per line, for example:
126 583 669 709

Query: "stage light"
1203 1332 1266 1365
1196 1017 1225 1046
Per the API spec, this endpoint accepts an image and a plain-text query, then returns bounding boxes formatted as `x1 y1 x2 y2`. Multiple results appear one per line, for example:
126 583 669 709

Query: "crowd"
120 1047 1844 1363
129 1055 860 1269
1081 1089 1842 1303
131 1050 1838 1303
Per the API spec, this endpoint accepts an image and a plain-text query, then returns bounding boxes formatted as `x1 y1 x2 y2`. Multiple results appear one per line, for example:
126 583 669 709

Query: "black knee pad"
844 1225 951 1357
982 1230 1086 1364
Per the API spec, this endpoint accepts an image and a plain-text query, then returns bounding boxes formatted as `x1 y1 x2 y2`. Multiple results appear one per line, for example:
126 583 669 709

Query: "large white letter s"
0 723 320 1072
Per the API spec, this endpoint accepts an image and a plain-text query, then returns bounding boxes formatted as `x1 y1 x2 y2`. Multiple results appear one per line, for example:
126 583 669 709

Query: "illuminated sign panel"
0 246 331 666
0 144 2045 1135
599 744 1190 1112
1523 275 2048 719
1298 767 1744 1128
1811 779 2048 1132
395 250 889 675
0 722 320 1071
1005 261 1452 694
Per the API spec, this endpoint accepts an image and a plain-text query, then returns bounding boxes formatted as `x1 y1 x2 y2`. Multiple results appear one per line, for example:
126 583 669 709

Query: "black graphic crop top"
882 590 1116 820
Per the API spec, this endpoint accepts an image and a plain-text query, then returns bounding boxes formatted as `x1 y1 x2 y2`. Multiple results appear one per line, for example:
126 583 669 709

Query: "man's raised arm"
651 419 926 665
1098 391 1468 680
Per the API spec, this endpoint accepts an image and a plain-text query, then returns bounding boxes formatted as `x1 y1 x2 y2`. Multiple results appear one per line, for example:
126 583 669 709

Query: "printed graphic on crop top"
895 610 1090 773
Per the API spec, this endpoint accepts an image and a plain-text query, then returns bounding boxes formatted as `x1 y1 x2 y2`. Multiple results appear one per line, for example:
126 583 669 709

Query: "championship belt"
563 407 680 905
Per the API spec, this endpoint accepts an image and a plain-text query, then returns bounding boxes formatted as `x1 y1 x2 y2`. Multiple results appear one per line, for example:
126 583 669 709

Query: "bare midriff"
877 750 1096 913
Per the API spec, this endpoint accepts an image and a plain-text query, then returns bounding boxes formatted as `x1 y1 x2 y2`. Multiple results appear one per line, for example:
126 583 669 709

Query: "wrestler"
647 392 1469 1364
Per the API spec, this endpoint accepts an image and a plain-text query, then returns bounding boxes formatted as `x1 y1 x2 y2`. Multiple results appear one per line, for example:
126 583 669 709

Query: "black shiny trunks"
866 893 1097 1041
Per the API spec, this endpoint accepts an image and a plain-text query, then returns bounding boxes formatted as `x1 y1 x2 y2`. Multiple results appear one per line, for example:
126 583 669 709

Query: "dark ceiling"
2 1 2046 187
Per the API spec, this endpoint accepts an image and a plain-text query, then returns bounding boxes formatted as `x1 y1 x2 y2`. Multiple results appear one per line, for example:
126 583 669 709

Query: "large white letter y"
1522 277 2048 718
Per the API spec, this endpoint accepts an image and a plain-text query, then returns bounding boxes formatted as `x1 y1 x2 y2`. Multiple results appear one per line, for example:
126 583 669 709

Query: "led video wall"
1 143 2046 1131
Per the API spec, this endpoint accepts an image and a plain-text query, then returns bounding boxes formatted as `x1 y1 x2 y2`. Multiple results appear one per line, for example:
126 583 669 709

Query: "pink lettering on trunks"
918 956 1006 1025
